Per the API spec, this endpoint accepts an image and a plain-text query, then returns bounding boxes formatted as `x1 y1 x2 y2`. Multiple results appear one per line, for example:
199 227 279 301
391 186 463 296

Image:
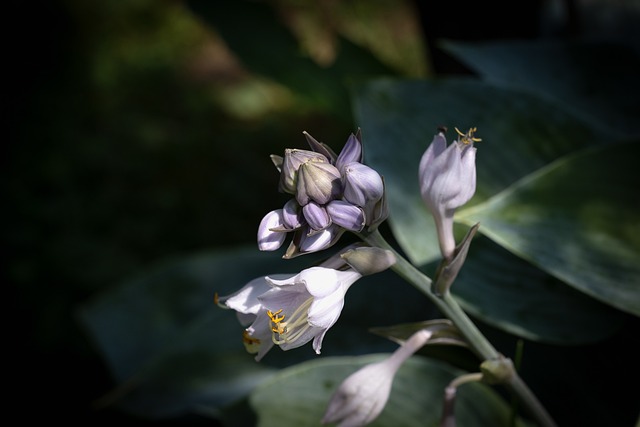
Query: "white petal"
221 277 272 315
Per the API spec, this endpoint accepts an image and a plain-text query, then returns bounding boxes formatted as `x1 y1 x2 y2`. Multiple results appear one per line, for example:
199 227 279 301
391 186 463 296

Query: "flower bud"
342 162 383 207
257 209 287 251
282 198 304 230
419 129 478 258
296 161 342 206
326 200 365 232
279 149 328 194
302 201 331 231
299 224 344 254
340 246 396 276
323 329 432 427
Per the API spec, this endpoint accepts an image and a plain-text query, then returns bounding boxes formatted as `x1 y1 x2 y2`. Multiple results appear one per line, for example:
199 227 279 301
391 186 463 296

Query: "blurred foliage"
7 0 640 426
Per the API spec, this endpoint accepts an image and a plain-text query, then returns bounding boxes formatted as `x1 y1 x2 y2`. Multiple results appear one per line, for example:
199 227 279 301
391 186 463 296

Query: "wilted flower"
322 329 433 427
419 127 478 259
258 130 387 258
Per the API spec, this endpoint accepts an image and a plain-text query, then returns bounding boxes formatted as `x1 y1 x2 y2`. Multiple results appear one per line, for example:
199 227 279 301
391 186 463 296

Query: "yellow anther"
267 309 285 323
267 309 287 334
455 127 482 144
242 330 261 345
214 292 219 305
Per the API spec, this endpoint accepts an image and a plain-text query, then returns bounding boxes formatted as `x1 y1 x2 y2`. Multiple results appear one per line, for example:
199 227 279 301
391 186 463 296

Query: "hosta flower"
322 329 433 427
419 127 479 259
258 130 387 258
260 266 362 354
217 265 362 360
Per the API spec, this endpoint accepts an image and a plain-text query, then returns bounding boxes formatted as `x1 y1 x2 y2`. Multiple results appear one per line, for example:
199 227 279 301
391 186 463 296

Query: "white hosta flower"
322 330 433 427
261 266 362 354
217 265 362 360
419 127 478 259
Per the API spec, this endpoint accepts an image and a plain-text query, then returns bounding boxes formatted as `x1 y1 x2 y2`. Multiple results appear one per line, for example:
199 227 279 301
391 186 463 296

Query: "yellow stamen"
267 309 287 334
455 127 482 144
268 298 315 346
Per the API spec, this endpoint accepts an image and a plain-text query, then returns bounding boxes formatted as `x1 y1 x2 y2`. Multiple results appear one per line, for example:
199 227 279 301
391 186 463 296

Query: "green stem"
358 229 556 427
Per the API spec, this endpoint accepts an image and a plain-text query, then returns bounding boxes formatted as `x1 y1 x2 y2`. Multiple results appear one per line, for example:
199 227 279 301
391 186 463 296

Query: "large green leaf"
352 78 608 265
457 141 640 316
444 235 625 343
441 40 640 137
250 355 529 427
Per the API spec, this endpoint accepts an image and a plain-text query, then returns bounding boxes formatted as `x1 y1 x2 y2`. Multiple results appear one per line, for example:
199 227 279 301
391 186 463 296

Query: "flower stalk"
357 228 556 427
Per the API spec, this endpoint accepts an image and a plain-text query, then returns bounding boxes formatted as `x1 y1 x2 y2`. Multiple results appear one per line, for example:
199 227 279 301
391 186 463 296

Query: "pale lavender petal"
257 210 287 251
418 133 447 185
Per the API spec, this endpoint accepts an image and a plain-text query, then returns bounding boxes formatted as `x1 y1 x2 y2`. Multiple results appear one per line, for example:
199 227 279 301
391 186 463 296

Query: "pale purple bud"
303 201 331 231
419 131 478 258
326 200 365 232
279 149 328 194
335 133 363 172
342 162 384 219
257 209 287 251
296 161 342 206
299 224 344 253
282 198 304 230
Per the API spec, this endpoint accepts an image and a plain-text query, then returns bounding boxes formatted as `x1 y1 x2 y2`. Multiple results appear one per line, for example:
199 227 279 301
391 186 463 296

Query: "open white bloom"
217 265 362 360
419 127 478 259
261 266 362 354
322 330 433 427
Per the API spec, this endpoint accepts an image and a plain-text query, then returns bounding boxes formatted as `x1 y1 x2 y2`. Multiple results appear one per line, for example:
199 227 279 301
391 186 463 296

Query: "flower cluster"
258 131 388 258
419 127 478 259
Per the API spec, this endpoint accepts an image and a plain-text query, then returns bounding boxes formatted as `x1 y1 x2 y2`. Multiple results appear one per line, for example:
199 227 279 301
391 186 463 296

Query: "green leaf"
457 141 640 316
441 40 640 137
447 235 625 343
352 78 607 265
250 355 529 427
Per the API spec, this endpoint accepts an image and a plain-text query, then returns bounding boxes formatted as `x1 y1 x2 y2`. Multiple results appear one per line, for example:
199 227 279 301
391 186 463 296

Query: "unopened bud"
279 149 327 194
340 246 396 276
296 161 342 205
